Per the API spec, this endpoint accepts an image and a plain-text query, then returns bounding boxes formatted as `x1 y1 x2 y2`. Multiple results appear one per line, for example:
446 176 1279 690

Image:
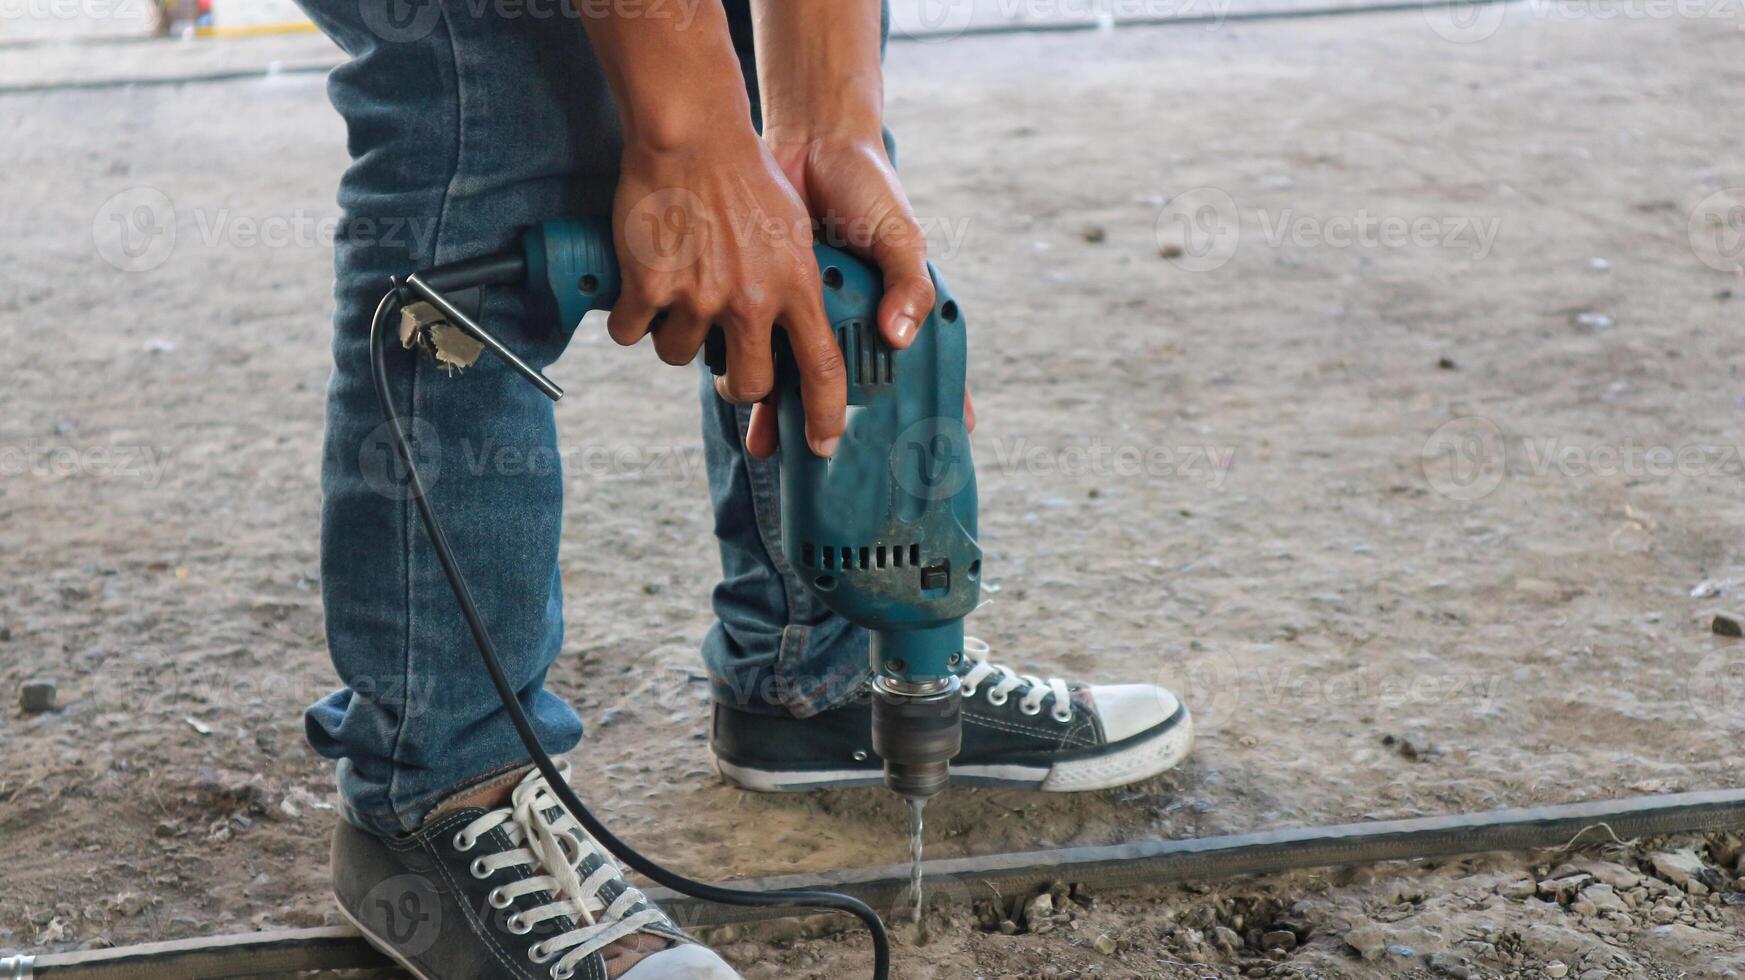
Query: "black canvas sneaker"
713 637 1192 792
332 765 740 980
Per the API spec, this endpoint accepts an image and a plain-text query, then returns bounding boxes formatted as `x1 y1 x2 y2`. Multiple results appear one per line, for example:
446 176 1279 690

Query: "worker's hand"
608 130 847 458
769 134 933 350
739 133 975 459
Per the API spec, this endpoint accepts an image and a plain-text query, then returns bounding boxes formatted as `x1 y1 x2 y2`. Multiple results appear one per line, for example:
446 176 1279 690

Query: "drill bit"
907 798 925 925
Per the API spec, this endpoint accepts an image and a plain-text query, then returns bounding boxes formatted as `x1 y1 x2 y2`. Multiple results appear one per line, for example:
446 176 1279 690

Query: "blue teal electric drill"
396 216 979 802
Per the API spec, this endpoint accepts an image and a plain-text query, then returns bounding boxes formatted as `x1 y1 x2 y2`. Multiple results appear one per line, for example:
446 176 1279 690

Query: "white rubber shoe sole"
335 896 434 980
1040 710 1194 791
716 706 1193 794
341 893 742 980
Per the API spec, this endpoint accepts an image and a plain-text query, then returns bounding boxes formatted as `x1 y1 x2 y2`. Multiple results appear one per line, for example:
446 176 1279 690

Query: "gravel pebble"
19 678 57 714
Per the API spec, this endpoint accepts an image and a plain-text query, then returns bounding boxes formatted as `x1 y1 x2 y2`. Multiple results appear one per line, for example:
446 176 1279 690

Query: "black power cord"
366 284 892 980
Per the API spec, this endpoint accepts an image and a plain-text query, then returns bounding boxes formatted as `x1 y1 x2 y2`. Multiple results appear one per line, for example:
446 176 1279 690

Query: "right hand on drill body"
606 131 848 460
580 0 850 460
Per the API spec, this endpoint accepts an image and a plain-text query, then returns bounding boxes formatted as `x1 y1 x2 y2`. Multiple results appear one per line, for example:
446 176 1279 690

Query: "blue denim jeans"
299 0 879 836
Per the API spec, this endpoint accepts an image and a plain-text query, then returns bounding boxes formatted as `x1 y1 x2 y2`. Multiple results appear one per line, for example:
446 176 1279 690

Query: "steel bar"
12 788 1745 977
2 928 389 978
401 274 564 402
653 787 1745 927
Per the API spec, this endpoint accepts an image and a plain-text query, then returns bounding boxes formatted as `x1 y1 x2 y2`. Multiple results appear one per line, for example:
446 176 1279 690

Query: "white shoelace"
959 636 1074 724
450 765 666 979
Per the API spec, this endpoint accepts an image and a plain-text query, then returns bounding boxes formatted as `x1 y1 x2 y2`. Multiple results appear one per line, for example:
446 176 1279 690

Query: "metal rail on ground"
8 788 1745 978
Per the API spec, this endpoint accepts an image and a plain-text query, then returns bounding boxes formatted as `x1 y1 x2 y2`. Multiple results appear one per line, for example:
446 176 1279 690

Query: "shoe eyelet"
470 857 492 879
452 831 475 852
1053 708 1073 724
1019 700 1043 716
528 941 552 964
551 963 574 979
506 912 533 935
961 684 978 698
986 690 1009 707
488 887 512 910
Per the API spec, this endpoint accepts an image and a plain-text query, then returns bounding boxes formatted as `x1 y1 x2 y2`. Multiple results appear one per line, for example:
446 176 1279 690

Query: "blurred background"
3 0 1412 41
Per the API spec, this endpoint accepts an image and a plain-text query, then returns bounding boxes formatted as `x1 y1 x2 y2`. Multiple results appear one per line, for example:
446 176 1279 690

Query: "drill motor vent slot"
838 319 894 387
802 542 921 572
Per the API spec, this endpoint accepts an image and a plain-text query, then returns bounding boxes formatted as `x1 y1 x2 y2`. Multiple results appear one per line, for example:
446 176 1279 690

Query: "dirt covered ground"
5 4 1745 977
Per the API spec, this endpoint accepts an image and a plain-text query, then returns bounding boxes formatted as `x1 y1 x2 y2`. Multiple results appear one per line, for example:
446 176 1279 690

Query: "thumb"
871 214 935 350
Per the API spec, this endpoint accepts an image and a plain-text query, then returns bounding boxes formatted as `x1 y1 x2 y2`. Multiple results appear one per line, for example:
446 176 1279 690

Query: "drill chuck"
871 675 963 801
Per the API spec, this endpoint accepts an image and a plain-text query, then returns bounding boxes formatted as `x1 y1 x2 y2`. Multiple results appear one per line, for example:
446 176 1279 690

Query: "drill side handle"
524 217 736 373
523 216 623 326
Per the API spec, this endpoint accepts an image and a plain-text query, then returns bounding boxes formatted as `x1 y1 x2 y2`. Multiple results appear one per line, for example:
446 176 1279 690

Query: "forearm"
751 0 885 146
577 0 754 151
